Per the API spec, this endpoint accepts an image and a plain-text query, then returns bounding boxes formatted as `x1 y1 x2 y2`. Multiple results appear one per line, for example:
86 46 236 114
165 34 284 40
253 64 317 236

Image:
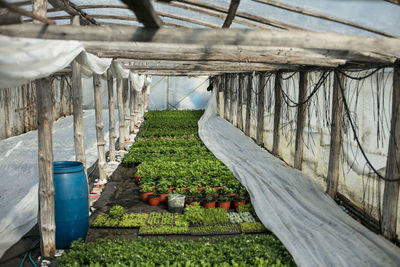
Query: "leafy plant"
157 185 169 194
241 222 267 232
173 188 186 194
140 185 154 193
109 205 124 218
119 213 148 227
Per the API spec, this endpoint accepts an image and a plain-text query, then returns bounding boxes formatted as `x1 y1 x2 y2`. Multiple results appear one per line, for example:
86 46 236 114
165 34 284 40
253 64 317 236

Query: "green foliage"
140 185 154 193
57 235 295 266
139 225 189 235
109 205 124 218
119 213 148 227
184 204 229 225
241 222 267 232
190 224 240 235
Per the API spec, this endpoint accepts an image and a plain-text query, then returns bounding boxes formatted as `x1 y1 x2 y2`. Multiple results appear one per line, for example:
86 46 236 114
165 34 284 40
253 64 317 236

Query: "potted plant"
186 196 201 207
140 185 154 202
173 188 186 195
217 194 231 211
221 186 236 197
203 186 217 198
147 192 161 206
232 192 247 209
188 187 200 198
157 185 169 203
134 175 142 184
203 195 216 209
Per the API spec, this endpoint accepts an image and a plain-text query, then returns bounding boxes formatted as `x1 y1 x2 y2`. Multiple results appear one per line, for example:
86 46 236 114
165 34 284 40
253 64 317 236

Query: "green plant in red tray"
173 188 186 194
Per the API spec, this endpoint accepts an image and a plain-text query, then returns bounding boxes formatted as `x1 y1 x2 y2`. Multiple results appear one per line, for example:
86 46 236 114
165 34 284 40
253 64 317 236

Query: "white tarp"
130 73 145 91
198 89 400 267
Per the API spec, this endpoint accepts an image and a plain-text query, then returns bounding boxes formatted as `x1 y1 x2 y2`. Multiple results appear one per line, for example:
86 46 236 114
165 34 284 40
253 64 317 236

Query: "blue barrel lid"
53 161 84 174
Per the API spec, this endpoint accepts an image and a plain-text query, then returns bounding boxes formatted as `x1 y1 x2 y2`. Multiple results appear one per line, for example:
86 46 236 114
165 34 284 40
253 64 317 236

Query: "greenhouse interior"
1 0 400 266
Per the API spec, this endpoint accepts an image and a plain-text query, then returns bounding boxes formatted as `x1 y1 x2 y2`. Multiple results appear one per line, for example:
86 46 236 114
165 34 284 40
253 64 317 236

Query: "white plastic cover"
110 61 130 80
129 73 145 91
198 90 400 267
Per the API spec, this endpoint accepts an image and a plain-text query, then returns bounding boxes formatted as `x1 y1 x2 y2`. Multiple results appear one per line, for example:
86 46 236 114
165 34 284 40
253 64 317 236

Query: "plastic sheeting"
0 109 118 257
198 89 400 267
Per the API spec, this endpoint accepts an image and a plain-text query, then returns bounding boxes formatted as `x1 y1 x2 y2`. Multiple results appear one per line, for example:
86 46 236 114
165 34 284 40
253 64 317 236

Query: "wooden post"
4 88 11 138
129 81 136 131
381 63 400 241
117 79 126 149
166 76 170 109
107 70 116 161
237 74 244 130
35 77 55 258
26 83 32 131
32 0 48 24
68 76 73 115
51 78 56 122
123 78 131 141
245 74 253 136
218 75 225 116
224 74 230 120
256 72 266 145
272 72 282 155
59 76 65 117
229 74 235 124
326 71 344 198
93 74 106 180
22 84 28 132
294 72 308 170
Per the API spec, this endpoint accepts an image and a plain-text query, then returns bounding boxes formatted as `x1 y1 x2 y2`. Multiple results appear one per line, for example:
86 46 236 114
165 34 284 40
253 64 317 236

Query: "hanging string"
337 68 382 80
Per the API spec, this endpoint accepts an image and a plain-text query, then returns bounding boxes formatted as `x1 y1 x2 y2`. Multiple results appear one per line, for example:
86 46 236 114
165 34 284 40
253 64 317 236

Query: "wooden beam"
32 0 47 23
3 25 399 58
154 1 269 29
117 79 126 149
124 63 278 71
0 0 55 24
36 77 55 258
326 71 344 198
120 0 162 28
0 7 22 25
222 0 240 28
237 73 244 130
256 72 266 145
272 72 282 156
175 0 306 30
48 0 97 25
384 0 400 6
157 10 219 28
294 72 307 170
245 74 252 135
253 0 395 38
107 70 116 162
381 63 400 241
93 74 106 181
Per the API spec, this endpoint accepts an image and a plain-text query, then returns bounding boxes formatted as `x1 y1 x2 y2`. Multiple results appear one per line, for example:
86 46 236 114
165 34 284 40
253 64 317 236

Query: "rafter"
47 0 97 25
120 0 162 28
253 0 395 37
222 0 240 28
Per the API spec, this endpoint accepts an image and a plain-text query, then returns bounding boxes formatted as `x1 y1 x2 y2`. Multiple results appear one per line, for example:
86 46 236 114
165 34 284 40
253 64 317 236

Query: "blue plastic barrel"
53 161 89 248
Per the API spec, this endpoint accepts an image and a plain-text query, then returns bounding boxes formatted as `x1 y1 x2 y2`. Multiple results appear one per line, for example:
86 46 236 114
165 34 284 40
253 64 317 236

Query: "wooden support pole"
294 72 308 170
35 77 55 258
93 74 106 181
381 63 400 241
4 88 11 138
26 83 32 131
218 76 224 116
59 76 65 117
32 0 48 24
272 72 282 156
237 73 244 130
117 79 125 149
129 80 136 131
122 78 130 142
256 73 266 146
107 70 116 162
133 89 139 125
224 74 230 120
222 0 240 28
22 84 29 132
166 76 170 110
245 74 253 136
50 78 56 122
229 74 235 124
326 71 344 198
71 60 86 169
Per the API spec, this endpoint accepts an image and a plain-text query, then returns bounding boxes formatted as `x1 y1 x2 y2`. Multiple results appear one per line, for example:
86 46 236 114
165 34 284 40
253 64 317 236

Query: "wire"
338 68 382 80
19 239 39 267
88 162 97 178
281 72 297 80
335 70 400 182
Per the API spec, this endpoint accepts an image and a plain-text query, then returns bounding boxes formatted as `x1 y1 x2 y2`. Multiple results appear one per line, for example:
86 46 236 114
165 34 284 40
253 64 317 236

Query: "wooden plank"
245 74 252 136
381 63 400 241
253 0 395 37
93 74 106 181
117 79 126 149
3 25 399 59
124 63 279 71
222 0 240 28
326 71 344 198
35 77 55 258
107 70 116 162
229 74 236 123
157 11 219 28
120 0 162 28
237 73 244 130
272 72 282 156
175 0 306 30
294 72 308 170
256 72 266 145
48 0 97 25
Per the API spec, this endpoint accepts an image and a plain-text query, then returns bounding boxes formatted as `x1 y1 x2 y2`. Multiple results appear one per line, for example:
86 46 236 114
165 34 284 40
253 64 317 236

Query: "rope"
338 68 382 80
336 70 400 182
280 71 330 108
281 72 297 80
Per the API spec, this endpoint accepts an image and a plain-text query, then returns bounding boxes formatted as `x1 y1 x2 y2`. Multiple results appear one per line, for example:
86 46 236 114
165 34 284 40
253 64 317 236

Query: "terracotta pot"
134 176 142 184
159 193 168 203
187 201 200 207
218 201 231 211
203 201 216 209
168 187 176 192
232 200 246 209
229 193 238 197
140 191 154 202
148 195 161 206
197 187 206 191
213 187 223 191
